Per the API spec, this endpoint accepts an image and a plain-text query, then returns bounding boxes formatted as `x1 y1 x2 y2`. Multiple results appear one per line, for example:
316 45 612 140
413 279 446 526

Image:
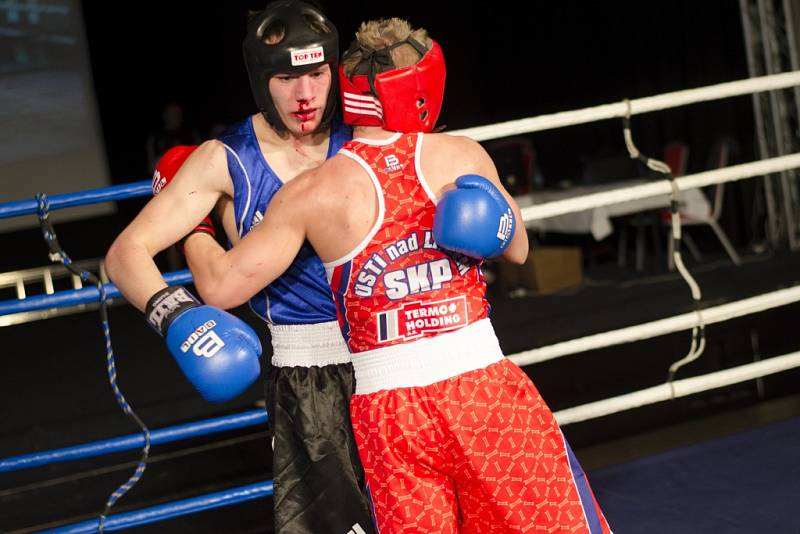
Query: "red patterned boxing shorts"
350 357 611 533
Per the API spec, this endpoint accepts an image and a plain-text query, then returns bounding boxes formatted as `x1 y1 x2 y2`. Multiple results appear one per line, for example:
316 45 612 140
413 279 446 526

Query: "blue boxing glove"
145 286 261 403
433 174 516 259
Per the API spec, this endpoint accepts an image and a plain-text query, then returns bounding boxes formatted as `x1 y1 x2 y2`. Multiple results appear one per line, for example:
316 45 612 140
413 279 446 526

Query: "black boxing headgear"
242 0 339 133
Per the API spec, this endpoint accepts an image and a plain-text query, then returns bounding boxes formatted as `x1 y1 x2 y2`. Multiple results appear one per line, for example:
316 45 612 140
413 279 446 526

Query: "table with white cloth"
515 179 711 240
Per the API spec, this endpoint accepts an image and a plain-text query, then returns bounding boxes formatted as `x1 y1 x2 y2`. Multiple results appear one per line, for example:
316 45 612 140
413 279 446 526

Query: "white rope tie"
620 100 706 396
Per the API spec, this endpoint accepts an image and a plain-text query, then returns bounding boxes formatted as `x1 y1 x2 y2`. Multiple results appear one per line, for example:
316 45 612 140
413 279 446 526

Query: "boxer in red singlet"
187 18 612 534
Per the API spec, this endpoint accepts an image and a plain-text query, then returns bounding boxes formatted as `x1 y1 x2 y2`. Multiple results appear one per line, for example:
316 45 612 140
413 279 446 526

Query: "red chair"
663 141 689 177
486 137 539 196
618 142 689 272
663 138 742 269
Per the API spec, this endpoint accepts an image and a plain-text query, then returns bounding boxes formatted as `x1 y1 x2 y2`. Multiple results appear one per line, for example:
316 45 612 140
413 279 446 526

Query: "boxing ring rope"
0 410 267 474
45 481 273 534
517 152 800 222
509 285 800 366
2 280 795 467
0 270 192 316
555 351 800 425
3 70 800 531
1 282 797 468
0 183 151 220
449 69 800 141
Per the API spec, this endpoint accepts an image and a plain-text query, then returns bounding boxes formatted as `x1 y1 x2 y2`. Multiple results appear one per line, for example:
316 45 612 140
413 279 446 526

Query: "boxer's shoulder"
176 140 234 195
423 133 486 165
418 134 492 192
295 153 365 195
279 156 373 236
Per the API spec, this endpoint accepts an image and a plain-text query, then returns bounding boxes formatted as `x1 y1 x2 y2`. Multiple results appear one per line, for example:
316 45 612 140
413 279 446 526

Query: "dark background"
84 1 752 184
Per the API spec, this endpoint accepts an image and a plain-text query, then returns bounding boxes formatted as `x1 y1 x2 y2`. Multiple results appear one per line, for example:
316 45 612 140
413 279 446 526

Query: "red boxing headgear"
152 145 198 194
339 38 446 133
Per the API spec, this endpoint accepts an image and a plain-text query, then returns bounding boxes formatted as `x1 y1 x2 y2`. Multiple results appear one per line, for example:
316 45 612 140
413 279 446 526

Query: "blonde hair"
342 18 431 76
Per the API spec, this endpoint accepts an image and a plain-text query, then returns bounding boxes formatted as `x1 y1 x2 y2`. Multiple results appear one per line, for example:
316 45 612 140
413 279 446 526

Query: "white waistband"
268 321 351 367
351 318 504 394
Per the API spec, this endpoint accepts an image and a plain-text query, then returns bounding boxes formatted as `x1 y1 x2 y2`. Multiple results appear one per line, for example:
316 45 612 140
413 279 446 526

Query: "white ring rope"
9 70 795 457
554 350 800 425
450 70 800 141
457 72 800 423
520 152 800 222
509 285 800 366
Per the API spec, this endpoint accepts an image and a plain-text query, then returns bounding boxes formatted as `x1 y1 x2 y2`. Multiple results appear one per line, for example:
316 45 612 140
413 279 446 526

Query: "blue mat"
588 417 800 533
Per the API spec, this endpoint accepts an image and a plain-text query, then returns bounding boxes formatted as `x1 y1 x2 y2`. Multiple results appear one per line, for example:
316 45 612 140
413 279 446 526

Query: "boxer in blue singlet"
105 2 374 532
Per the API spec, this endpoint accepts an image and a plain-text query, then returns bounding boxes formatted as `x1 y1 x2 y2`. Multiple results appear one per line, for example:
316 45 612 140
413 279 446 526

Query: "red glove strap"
179 216 217 255
192 216 217 239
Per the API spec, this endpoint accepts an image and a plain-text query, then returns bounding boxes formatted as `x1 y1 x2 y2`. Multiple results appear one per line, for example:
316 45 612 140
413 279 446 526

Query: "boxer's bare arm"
463 140 529 264
183 196 239 304
186 173 316 310
105 140 232 311
425 135 529 264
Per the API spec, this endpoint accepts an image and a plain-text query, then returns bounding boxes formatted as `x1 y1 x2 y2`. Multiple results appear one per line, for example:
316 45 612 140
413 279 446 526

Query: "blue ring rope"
0 270 192 316
43 480 273 533
0 409 267 473
0 181 151 220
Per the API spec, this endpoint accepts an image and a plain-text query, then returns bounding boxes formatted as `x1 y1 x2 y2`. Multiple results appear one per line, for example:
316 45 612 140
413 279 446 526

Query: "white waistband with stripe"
351 318 504 394
268 321 351 367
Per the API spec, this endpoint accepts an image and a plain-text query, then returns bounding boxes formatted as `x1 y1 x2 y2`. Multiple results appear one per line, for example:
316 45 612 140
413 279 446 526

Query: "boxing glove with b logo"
146 286 261 403
433 174 516 259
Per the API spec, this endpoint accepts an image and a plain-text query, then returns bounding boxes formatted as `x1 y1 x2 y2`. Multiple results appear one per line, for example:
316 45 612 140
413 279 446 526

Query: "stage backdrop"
0 0 113 233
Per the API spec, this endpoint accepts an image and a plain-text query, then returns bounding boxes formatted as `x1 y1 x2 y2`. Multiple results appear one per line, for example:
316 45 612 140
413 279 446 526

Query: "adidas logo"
250 210 264 230
346 524 367 534
152 170 166 194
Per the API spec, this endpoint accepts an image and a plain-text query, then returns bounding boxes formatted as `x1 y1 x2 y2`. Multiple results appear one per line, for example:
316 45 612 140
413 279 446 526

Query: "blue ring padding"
45 480 274 533
0 409 267 474
0 270 192 316
0 181 151 220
